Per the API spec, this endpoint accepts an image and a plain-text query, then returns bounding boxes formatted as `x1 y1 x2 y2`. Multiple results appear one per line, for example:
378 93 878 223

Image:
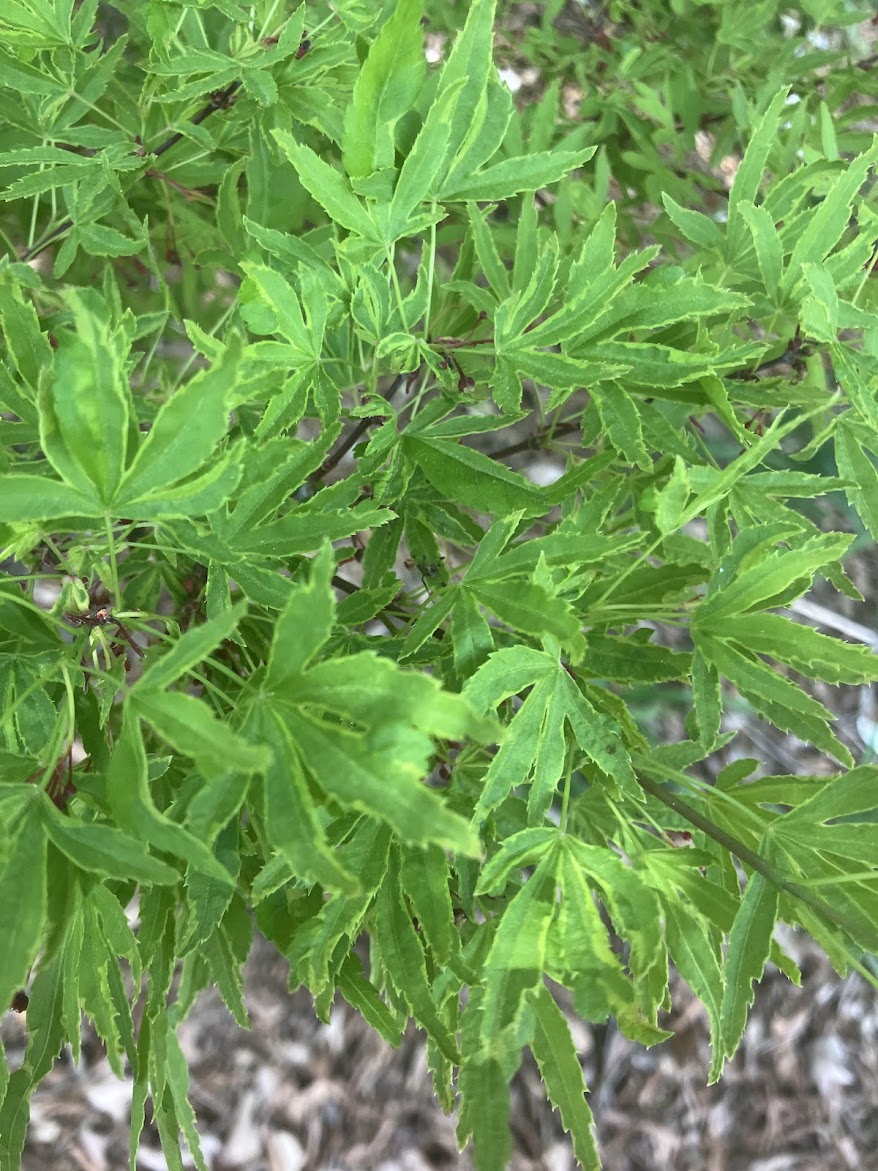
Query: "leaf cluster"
1 3 878 1169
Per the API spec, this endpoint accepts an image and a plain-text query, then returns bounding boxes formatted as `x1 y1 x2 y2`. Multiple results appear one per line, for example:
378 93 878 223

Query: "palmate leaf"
0 947 66 1169
132 689 268 780
0 471 101 520
835 419 878 540
552 849 640 1023
257 713 359 894
286 821 392 995
768 766 878 889
476 827 558 895
782 141 878 296
428 0 498 180
337 953 404 1046
726 88 791 259
494 237 559 346
39 799 179 886
400 843 456 965
443 71 516 198
240 262 318 359
279 704 481 855
226 499 395 556
483 851 557 973
468 579 585 661
135 600 247 693
0 277 52 400
565 841 667 1020
253 543 492 854
465 646 636 824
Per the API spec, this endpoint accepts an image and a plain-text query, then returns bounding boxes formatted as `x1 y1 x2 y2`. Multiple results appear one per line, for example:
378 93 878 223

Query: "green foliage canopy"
1 2 878 1168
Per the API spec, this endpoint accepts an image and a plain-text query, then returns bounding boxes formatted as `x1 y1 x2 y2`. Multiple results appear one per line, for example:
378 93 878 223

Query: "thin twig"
636 771 878 953
312 372 414 484
490 419 580 460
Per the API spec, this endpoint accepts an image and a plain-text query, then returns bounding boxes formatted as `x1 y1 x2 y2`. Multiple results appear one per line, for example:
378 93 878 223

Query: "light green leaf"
203 925 249 1028
727 88 790 257
400 843 455 964
107 707 237 886
240 263 316 358
337 954 404 1046
696 533 851 621
117 447 244 520
835 420 878 540
272 129 378 240
529 984 599 1171
469 580 586 661
458 1056 511 1171
132 689 268 778
654 457 692 534
691 648 722 747
833 345 878 433
266 542 335 686
0 801 46 1019
47 293 131 504
78 223 140 257
662 193 725 251
663 899 725 1084
442 147 596 204
164 1031 209 1171
404 434 547 516
430 0 498 177
484 853 556 971
0 278 52 394
719 868 778 1063
442 73 514 198
495 238 560 344
738 202 783 302
385 85 458 240
118 335 243 503
696 632 852 766
283 707 481 855
228 501 394 556
783 142 878 295
475 827 557 895
375 854 460 1061
40 801 179 885
261 716 359 893
467 202 510 300
590 383 650 470
801 261 839 342
0 473 101 520
784 764 878 824
719 613 877 684
342 0 425 179
135 601 247 693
